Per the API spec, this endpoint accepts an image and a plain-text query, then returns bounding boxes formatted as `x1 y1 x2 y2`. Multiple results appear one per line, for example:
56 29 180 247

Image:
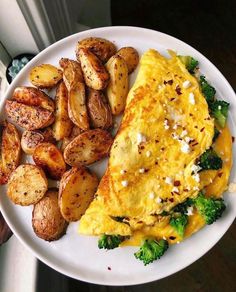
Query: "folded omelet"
79 49 232 244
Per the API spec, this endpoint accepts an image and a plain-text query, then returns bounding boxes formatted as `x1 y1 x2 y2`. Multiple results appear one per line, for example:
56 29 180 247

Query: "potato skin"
52 81 73 140
21 130 45 155
64 129 113 166
33 142 66 180
61 126 83 152
105 55 129 115
32 189 68 241
76 37 117 63
59 167 98 222
0 121 21 184
7 164 48 206
78 48 110 90
5 100 55 130
116 47 139 74
87 88 112 129
29 64 63 89
12 86 55 112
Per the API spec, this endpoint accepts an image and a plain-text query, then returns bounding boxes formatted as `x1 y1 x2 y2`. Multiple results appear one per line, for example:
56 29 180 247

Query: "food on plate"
7 164 48 206
0 121 21 184
12 86 55 112
76 37 117 63
59 167 98 222
77 48 110 90
79 49 232 265
60 125 83 152
63 129 113 166
178 55 198 74
33 142 66 180
116 47 139 74
32 189 68 241
105 55 129 115
29 64 63 89
5 100 55 130
59 58 89 130
52 81 73 140
87 88 112 129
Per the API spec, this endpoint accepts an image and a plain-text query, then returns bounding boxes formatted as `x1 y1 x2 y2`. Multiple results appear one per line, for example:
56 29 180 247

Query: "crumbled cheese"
172 186 179 193
156 197 162 203
137 132 146 144
193 186 199 191
228 182 236 192
180 130 188 137
218 105 222 110
165 177 173 185
121 180 128 187
172 133 179 140
139 168 145 174
162 236 167 240
158 85 163 90
193 173 200 182
120 169 126 175
146 151 151 157
172 124 178 130
189 92 195 104
180 141 190 153
183 80 191 88
191 164 201 173
149 192 155 199
164 119 169 130
187 206 194 216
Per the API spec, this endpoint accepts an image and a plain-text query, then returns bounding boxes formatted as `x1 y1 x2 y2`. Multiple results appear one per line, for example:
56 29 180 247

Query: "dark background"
36 0 235 291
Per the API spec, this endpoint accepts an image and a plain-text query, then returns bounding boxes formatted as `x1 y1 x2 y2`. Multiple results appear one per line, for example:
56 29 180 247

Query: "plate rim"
0 25 235 286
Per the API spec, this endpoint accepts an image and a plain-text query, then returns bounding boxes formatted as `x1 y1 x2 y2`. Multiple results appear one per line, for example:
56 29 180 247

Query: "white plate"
0 26 236 286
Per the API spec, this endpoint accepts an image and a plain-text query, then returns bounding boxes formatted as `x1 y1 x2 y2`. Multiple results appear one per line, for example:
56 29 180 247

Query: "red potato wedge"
7 164 48 206
76 37 117 63
12 86 55 112
61 126 83 152
63 129 113 166
5 100 55 130
87 88 112 129
116 47 139 74
78 48 110 90
59 167 98 222
32 189 68 241
52 82 73 141
0 121 21 184
33 142 66 180
29 64 63 89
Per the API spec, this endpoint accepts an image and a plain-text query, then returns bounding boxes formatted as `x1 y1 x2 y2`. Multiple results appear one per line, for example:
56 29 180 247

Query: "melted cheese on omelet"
79 49 228 239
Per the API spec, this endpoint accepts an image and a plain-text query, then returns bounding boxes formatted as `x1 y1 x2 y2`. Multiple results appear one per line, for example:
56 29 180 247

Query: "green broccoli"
213 127 220 142
194 193 226 224
172 198 194 214
134 239 169 265
98 234 124 249
178 55 199 73
199 75 216 104
170 214 188 237
210 100 230 128
199 148 222 170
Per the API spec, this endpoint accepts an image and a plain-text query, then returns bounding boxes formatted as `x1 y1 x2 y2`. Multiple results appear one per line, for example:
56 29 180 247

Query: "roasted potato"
64 129 113 166
68 82 89 130
59 167 98 222
105 55 129 115
33 142 66 180
59 58 84 90
12 86 55 112
29 64 62 89
7 164 48 206
61 126 83 152
5 100 55 130
87 88 112 129
76 37 117 63
0 122 21 184
116 47 139 74
32 189 68 241
41 127 56 144
77 48 109 90
52 82 73 140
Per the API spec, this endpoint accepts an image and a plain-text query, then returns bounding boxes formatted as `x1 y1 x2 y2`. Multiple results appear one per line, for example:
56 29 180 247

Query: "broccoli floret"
213 127 220 142
199 148 222 170
210 100 230 128
194 193 226 224
199 75 216 104
134 239 169 265
170 214 188 237
98 234 124 249
178 55 199 73
172 198 194 214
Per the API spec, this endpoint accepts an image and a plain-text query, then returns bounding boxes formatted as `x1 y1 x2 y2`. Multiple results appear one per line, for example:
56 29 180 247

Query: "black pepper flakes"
175 85 182 95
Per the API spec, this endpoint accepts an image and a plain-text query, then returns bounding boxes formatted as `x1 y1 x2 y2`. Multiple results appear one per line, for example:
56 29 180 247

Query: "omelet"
79 49 232 243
